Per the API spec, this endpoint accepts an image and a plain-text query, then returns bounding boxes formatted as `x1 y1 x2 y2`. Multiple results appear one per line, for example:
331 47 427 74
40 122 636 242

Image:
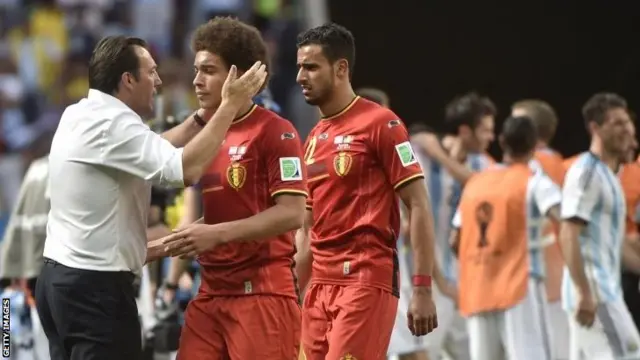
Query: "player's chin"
302 94 320 106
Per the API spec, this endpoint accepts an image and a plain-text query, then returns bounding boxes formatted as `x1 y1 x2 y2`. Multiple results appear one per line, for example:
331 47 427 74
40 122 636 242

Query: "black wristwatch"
193 111 206 127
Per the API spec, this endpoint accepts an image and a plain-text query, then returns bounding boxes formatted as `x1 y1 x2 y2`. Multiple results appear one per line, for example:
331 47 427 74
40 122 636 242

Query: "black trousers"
622 270 640 329
35 258 142 360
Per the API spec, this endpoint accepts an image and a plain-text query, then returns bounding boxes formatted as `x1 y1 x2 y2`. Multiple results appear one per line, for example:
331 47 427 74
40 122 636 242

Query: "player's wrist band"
412 275 432 288
193 111 206 127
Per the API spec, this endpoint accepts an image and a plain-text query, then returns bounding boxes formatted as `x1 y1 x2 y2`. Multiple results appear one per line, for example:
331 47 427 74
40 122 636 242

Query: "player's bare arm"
397 179 438 336
558 218 596 326
545 204 561 222
162 194 305 258
411 132 474 184
294 209 314 290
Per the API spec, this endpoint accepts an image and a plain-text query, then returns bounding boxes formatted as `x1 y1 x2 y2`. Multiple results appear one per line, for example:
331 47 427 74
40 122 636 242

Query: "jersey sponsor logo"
229 145 247 161
388 119 401 128
334 152 353 177
279 157 303 181
318 133 329 140
280 132 295 140
226 162 247 190
334 135 353 150
395 141 418 166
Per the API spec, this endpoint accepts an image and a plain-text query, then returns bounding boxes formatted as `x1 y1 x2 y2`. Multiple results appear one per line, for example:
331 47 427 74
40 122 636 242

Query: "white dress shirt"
43 89 185 272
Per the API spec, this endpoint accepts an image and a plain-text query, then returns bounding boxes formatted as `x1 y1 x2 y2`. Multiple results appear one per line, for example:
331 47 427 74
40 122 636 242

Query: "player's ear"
335 59 349 79
586 120 599 135
121 72 136 91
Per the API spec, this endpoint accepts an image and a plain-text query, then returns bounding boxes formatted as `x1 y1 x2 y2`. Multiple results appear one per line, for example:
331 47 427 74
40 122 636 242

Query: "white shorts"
388 245 469 359
548 300 570 360
467 278 553 360
567 297 640 360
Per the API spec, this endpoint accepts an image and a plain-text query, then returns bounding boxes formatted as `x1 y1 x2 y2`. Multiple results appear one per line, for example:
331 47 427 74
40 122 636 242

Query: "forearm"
436 155 473 184
219 204 303 244
294 229 313 290
182 101 240 184
409 205 436 276
161 116 201 148
146 242 168 264
558 224 591 295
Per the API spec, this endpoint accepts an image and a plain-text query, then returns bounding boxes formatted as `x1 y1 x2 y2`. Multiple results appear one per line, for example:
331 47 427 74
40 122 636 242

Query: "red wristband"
412 275 432 288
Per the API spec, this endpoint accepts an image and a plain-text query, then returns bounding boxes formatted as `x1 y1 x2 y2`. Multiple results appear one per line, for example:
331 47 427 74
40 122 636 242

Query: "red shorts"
301 284 398 360
177 294 301 360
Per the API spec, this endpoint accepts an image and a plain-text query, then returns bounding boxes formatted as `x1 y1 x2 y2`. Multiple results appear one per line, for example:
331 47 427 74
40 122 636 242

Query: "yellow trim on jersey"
202 186 224 194
271 189 309 198
393 173 425 190
230 104 258 126
308 173 330 183
321 96 360 121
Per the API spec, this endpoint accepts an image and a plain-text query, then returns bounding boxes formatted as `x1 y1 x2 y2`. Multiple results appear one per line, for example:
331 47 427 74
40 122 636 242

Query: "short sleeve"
533 172 562 215
561 161 599 222
370 114 424 190
302 134 314 210
68 112 184 187
264 119 308 199
452 208 462 229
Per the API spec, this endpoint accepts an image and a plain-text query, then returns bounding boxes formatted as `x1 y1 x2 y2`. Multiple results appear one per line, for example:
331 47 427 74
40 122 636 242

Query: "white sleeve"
561 162 599 222
68 112 185 187
452 208 462 229
533 173 562 215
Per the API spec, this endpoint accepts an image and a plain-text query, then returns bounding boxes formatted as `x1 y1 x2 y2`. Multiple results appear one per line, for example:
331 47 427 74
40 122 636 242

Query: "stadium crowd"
1 2 640 360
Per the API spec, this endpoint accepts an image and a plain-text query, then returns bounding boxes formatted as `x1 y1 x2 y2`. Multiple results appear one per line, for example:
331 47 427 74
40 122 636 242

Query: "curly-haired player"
161 17 308 359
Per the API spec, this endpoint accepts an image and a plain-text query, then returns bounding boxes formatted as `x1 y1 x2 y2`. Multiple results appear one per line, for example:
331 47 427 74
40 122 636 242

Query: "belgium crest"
226 162 246 190
333 152 353 177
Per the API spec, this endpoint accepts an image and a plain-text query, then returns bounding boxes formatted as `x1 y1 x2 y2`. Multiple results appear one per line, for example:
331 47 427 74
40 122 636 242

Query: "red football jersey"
304 97 424 295
198 105 308 299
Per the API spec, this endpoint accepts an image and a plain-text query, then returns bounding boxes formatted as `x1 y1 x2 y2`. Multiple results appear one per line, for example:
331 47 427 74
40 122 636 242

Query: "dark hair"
192 17 269 85
356 87 389 106
296 23 356 78
501 116 538 157
582 92 627 127
88 36 147 95
512 99 558 143
445 92 496 132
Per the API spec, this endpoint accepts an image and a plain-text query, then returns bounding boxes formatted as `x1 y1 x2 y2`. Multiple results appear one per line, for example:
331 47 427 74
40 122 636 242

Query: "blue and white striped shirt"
561 152 626 310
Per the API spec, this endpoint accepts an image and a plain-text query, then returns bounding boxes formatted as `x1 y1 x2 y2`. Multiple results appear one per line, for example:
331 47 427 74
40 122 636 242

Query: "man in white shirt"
34 35 266 360
559 93 640 359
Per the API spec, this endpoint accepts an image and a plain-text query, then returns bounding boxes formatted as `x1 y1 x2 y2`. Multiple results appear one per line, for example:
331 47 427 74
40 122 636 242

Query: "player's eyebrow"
194 63 217 70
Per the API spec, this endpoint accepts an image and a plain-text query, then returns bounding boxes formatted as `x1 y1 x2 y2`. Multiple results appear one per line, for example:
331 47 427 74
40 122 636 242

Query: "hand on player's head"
221 61 267 104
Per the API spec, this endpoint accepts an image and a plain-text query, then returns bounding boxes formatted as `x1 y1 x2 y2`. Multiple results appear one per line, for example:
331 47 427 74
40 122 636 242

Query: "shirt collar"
87 89 130 110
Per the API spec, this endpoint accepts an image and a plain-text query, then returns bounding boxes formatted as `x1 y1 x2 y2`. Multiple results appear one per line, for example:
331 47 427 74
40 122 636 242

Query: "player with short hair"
160 17 308 359
294 23 438 360
559 93 640 359
451 115 561 360
511 99 569 360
